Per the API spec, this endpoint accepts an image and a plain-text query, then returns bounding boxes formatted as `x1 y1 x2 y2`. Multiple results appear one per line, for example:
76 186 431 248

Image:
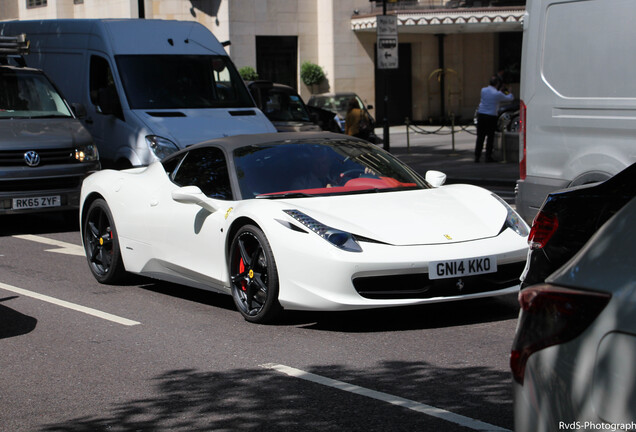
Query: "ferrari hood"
280 186 508 246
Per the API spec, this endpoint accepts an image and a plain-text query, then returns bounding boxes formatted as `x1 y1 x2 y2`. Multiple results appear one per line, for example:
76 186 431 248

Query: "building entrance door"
256 36 298 89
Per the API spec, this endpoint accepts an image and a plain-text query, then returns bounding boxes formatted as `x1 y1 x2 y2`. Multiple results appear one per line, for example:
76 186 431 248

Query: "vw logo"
24 151 41 167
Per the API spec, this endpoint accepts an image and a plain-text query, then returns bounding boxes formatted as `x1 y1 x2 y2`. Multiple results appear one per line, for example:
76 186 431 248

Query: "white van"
0 19 276 168
516 0 636 223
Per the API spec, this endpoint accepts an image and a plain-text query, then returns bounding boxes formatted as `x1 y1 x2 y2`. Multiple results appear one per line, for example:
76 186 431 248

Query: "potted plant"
238 66 259 81
300 61 325 93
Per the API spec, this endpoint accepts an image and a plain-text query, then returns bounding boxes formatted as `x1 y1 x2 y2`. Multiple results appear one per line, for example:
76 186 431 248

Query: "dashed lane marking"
12 234 85 256
260 363 511 432
0 282 140 326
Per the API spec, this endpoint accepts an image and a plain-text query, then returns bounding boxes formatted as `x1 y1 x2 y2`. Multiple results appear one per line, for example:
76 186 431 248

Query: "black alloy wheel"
229 225 282 324
83 198 126 284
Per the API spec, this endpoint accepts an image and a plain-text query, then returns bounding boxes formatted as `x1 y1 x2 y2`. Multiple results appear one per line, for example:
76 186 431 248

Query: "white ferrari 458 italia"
80 132 529 323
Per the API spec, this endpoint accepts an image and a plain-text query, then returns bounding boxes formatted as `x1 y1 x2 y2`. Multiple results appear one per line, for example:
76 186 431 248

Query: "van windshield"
116 55 255 110
0 69 73 119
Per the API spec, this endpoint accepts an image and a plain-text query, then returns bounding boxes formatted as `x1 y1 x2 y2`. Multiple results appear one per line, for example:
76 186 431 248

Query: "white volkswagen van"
516 0 636 223
0 19 276 168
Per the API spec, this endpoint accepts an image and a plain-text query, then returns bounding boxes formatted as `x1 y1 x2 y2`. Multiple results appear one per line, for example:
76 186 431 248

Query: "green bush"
239 66 259 81
300 61 326 86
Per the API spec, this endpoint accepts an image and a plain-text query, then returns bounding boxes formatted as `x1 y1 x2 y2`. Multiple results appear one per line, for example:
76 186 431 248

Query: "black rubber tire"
229 224 282 324
83 198 127 284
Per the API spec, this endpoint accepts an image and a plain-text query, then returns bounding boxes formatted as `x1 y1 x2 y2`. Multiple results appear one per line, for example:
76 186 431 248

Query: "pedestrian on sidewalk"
474 75 514 163
345 98 371 140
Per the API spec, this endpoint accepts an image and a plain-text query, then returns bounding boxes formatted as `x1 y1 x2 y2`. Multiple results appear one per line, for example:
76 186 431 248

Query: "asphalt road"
0 211 520 432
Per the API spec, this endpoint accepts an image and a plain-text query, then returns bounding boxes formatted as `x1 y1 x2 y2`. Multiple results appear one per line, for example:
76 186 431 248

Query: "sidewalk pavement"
378 125 520 193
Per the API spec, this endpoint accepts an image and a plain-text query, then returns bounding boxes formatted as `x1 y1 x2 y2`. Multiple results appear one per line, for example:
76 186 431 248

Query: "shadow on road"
0 211 79 237
39 360 514 431
134 279 519 333
0 296 37 339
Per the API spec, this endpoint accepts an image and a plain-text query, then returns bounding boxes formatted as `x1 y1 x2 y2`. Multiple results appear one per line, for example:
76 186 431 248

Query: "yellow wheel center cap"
99 238 104 246
248 269 254 279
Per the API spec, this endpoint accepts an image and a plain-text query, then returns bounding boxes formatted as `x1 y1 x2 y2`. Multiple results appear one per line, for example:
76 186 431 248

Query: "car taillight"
519 100 527 180
528 210 558 250
510 284 610 385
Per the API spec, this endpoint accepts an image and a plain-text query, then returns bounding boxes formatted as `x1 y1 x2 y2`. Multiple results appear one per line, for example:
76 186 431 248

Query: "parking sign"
377 15 398 69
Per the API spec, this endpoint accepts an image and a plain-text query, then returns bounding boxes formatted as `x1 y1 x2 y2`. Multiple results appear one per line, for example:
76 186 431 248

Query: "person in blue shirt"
474 76 514 162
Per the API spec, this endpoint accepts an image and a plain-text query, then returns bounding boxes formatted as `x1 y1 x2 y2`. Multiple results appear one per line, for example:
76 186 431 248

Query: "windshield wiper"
31 114 72 119
256 192 315 199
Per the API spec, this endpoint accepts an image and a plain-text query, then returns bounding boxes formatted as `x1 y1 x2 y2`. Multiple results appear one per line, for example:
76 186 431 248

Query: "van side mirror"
171 186 219 213
96 87 118 116
71 103 87 119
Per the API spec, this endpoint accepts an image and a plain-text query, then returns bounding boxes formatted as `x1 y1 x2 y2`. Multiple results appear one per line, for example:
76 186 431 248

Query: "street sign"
377 15 398 69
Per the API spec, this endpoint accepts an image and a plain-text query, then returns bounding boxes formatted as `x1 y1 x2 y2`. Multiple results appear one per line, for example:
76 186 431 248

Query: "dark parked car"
521 162 636 289
247 81 339 133
0 34 100 215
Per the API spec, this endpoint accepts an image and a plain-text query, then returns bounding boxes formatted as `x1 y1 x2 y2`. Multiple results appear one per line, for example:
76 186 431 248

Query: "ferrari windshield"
233 138 427 198
116 55 254 109
0 69 73 119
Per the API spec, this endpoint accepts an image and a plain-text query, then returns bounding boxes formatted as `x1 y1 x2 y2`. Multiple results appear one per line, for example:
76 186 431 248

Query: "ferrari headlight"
284 209 362 252
145 135 179 160
492 194 530 237
75 143 99 162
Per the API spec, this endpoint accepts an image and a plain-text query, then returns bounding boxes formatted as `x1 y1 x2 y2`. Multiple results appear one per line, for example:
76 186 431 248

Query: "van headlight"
75 144 99 162
146 135 179 160
492 194 530 237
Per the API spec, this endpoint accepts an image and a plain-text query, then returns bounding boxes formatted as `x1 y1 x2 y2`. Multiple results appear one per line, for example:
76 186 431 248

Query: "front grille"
0 148 78 166
353 261 525 300
0 176 81 192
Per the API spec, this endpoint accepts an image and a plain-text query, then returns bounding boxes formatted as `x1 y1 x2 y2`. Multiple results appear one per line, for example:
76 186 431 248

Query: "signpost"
377 8 397 151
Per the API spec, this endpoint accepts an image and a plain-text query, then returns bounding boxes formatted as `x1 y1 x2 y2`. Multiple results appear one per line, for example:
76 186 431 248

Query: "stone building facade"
0 0 524 124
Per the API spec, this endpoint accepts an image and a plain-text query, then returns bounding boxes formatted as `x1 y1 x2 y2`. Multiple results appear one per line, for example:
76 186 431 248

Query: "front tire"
229 225 282 324
83 198 126 284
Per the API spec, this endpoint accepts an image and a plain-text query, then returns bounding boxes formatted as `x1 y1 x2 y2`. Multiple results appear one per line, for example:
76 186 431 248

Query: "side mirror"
96 87 120 116
171 186 218 213
425 170 447 188
70 103 87 119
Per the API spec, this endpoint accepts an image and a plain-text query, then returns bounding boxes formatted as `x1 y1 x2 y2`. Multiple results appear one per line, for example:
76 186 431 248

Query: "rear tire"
229 225 282 324
83 198 126 284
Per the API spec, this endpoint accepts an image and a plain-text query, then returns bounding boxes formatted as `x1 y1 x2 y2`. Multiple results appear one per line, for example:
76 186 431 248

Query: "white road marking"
0 282 140 326
12 234 85 256
260 363 511 432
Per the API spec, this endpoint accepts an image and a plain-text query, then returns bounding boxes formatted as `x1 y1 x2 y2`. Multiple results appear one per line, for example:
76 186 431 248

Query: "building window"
74 0 84 4
26 0 47 7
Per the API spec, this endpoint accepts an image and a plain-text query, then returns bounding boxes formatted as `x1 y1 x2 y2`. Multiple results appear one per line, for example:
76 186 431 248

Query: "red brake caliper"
239 259 247 291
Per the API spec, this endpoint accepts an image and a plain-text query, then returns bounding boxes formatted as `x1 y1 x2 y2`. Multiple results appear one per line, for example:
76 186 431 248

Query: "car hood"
133 108 277 147
277 186 508 246
0 118 92 148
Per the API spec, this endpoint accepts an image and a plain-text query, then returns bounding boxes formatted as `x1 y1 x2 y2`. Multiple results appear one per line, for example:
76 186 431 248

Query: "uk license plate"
429 255 497 280
12 196 61 210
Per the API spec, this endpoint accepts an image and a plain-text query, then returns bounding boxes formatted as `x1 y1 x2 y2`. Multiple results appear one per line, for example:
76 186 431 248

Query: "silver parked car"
511 196 636 431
